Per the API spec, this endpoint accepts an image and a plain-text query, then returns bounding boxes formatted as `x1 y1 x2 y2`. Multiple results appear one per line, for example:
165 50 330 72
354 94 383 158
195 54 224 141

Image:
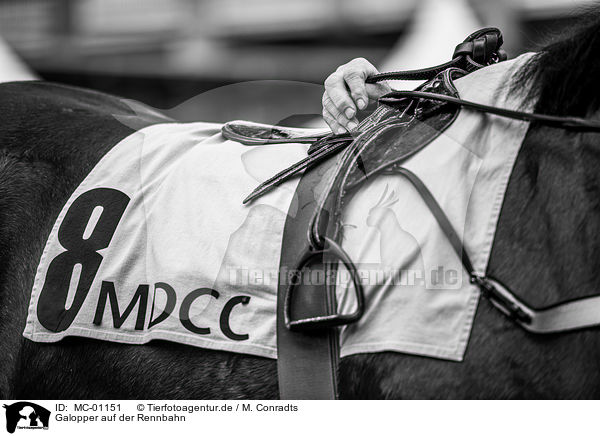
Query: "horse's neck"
488 123 600 307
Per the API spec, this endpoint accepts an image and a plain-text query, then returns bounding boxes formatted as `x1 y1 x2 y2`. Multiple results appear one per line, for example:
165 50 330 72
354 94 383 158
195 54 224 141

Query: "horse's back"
3 76 600 399
0 81 170 157
0 81 190 399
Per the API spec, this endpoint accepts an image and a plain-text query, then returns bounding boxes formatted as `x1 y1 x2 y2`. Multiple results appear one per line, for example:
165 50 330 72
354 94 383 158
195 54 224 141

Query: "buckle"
470 274 532 324
453 28 507 66
284 236 365 331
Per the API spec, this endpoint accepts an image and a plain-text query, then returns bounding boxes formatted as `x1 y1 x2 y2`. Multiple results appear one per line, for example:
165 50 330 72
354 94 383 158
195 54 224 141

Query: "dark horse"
2 15 600 399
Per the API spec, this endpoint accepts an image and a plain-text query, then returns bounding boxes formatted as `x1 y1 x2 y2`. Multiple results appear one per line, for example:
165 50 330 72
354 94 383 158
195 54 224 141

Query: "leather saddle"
221 27 600 399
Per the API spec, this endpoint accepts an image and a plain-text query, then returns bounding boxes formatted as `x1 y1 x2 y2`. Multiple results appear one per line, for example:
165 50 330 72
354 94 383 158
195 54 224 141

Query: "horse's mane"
515 8 600 117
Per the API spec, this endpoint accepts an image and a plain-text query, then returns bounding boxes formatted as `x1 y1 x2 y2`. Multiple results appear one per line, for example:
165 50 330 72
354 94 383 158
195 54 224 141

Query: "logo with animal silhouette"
363 183 461 289
366 184 426 273
3 402 50 433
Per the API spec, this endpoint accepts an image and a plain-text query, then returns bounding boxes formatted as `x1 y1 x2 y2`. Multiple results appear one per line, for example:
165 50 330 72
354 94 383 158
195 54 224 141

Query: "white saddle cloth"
24 53 533 361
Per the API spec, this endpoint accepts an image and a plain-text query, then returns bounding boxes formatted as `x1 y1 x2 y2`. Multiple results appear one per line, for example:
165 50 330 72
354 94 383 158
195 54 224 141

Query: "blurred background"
0 0 596 123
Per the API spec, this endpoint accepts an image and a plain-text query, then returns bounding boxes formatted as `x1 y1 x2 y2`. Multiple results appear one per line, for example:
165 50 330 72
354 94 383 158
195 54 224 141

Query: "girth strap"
394 166 600 333
483 278 600 334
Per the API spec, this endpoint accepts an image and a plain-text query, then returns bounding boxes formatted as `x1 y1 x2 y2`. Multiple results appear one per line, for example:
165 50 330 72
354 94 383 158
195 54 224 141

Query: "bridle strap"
395 166 600 333
366 27 507 84
380 91 600 132
366 58 461 83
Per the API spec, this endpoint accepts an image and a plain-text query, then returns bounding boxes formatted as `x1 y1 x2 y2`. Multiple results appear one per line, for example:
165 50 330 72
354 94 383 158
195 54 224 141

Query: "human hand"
322 58 391 134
